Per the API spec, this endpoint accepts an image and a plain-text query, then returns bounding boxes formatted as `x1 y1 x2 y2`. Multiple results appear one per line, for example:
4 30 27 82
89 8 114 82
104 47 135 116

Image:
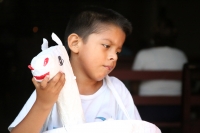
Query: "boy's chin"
95 77 105 82
95 74 107 81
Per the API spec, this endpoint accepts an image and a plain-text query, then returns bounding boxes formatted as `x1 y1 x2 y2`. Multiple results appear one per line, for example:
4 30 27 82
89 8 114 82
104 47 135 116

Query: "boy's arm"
11 72 65 133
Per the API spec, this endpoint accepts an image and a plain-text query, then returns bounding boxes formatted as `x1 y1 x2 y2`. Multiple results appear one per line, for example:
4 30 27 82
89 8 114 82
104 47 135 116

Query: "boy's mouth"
103 65 113 71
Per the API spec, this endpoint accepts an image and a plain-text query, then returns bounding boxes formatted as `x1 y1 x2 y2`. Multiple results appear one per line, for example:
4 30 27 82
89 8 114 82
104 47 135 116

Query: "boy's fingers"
55 73 65 90
46 72 63 90
32 72 64 92
40 75 50 89
32 77 39 88
51 72 62 83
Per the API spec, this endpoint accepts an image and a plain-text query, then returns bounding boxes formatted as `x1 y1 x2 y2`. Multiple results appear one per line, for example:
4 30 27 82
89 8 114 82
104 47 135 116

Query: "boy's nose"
109 53 118 61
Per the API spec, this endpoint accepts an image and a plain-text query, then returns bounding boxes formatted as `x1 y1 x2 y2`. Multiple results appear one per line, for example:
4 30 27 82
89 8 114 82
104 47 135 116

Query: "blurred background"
0 0 200 133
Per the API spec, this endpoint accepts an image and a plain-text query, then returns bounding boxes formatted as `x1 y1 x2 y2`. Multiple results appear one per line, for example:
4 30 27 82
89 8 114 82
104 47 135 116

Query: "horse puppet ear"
51 32 63 46
41 38 48 51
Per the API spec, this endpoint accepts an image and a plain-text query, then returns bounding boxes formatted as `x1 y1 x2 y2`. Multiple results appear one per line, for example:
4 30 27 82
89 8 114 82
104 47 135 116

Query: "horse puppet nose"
28 65 34 70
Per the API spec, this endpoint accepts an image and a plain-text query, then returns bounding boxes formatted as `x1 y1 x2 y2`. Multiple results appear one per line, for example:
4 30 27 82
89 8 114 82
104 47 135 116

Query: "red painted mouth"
34 72 49 80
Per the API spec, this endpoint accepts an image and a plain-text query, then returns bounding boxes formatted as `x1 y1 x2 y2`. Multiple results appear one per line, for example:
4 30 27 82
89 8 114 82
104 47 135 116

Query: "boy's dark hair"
64 6 132 50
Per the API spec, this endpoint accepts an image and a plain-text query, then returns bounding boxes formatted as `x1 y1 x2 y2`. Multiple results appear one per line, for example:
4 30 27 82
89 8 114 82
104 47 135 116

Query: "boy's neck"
77 79 103 95
70 57 103 95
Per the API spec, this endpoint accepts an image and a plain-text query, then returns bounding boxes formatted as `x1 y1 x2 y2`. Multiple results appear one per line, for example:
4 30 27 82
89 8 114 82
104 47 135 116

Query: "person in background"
132 18 187 122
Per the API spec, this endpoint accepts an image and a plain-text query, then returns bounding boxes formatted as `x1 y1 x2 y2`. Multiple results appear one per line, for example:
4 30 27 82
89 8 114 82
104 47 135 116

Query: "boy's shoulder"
107 76 129 95
108 76 123 84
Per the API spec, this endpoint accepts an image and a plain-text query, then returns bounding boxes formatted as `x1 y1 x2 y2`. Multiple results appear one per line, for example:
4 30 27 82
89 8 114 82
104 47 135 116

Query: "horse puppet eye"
44 58 49 66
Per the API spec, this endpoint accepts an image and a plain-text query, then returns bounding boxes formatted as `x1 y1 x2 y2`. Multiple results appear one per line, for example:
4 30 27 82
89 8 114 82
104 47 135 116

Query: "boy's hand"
32 72 65 110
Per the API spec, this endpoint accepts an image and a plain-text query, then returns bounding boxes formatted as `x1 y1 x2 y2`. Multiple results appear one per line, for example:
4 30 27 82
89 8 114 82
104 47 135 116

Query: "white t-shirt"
8 76 141 131
132 46 187 96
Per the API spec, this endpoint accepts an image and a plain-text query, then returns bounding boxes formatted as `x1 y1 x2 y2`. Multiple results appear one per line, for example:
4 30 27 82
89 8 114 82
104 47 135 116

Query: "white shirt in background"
132 46 187 96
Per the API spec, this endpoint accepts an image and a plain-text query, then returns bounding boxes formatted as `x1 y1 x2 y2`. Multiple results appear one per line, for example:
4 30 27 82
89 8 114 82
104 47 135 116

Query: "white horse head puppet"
28 33 85 128
28 33 161 133
28 37 62 81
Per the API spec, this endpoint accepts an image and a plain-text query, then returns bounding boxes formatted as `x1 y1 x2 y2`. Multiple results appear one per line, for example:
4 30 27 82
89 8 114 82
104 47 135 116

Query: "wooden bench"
109 70 182 128
182 63 200 133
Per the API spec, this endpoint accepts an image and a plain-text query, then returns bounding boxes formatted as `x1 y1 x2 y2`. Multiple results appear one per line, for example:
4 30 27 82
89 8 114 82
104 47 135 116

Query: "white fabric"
132 46 187 96
8 77 141 131
106 75 131 120
42 120 160 133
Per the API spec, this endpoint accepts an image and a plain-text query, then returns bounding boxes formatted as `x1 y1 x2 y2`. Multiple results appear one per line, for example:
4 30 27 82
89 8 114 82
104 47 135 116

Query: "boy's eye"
102 44 110 48
116 52 121 55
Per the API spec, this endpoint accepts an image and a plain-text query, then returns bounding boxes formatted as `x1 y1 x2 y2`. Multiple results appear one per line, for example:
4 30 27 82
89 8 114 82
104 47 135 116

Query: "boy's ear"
67 33 80 53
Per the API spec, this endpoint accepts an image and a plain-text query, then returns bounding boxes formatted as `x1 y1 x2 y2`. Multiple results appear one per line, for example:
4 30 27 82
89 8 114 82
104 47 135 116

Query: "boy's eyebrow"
101 38 112 43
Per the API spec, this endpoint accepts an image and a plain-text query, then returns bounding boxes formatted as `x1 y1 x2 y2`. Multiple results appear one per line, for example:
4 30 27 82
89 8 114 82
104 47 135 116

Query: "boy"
8 6 141 133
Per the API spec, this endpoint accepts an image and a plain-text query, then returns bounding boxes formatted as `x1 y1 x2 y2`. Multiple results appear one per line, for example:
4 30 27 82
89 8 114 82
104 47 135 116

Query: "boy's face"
76 24 126 81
